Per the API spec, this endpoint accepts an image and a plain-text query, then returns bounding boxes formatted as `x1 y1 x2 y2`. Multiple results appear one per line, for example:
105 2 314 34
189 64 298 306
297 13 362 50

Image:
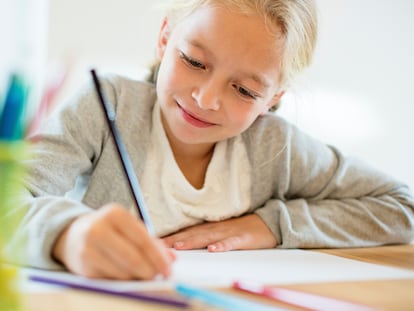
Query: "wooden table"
22 244 414 311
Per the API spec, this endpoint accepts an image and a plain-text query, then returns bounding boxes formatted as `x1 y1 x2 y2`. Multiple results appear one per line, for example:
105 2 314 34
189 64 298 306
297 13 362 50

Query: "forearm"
255 186 414 248
4 190 92 269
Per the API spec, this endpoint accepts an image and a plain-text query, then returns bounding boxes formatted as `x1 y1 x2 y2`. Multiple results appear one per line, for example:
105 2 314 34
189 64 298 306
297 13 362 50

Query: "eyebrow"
188 39 271 88
245 72 271 88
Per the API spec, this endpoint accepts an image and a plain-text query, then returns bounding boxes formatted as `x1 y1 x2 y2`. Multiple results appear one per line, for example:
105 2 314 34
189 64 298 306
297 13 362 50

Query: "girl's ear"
157 17 171 60
261 90 285 115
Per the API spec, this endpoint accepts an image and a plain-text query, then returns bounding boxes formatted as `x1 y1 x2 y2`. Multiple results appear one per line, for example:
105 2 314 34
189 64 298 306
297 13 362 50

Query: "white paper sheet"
20 249 414 292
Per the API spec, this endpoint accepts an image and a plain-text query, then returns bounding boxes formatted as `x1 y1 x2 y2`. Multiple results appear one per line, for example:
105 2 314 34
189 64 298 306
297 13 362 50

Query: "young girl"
8 0 414 280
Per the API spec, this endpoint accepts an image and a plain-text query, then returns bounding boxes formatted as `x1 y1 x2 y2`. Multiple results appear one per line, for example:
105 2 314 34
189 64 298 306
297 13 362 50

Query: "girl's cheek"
164 60 182 83
170 67 192 91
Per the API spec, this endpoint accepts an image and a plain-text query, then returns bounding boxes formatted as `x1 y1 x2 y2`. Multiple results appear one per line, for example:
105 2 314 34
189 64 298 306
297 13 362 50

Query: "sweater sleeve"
252 115 414 248
4 78 116 269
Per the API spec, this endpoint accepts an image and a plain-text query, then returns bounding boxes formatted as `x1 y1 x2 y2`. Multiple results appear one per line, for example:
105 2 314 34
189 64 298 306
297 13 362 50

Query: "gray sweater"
7 75 414 269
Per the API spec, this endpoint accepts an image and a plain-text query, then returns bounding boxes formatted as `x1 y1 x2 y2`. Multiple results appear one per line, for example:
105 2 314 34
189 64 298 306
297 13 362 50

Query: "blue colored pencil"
176 283 287 311
90 69 155 234
0 74 27 140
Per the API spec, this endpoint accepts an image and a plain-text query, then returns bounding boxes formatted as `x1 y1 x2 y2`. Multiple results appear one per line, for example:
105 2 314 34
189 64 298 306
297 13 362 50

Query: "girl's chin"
169 126 219 147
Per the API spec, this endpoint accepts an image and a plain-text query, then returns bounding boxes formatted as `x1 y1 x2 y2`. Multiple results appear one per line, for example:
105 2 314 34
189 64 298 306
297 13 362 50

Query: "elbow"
390 189 414 244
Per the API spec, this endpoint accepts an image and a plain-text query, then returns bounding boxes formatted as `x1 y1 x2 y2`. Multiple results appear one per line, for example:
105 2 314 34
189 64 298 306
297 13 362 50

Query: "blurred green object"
0 141 27 311
0 266 20 311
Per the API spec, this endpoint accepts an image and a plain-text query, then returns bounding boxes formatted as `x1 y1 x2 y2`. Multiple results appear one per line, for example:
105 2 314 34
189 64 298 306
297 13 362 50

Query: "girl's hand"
52 204 175 280
162 214 277 252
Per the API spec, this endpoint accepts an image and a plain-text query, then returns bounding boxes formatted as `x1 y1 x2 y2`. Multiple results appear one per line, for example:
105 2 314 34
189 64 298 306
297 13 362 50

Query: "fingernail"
208 244 217 252
174 241 184 249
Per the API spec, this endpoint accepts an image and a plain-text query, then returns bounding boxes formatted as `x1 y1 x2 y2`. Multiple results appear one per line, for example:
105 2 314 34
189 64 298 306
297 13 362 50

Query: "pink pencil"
233 280 376 311
27 62 69 136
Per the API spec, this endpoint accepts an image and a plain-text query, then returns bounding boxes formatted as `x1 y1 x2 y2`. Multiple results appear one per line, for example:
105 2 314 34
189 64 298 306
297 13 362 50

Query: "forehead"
171 4 284 86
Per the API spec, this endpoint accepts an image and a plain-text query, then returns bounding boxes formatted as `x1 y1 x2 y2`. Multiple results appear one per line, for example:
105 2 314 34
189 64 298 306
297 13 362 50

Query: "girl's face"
156 5 284 150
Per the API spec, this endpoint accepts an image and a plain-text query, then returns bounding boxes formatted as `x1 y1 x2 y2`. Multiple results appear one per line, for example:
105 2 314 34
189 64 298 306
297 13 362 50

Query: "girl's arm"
5 82 106 269
163 115 414 251
5 77 173 279
255 146 414 249
251 115 414 248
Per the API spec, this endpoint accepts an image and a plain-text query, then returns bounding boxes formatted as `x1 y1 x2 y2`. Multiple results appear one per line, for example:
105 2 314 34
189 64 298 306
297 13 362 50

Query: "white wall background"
0 0 49 119
46 0 414 191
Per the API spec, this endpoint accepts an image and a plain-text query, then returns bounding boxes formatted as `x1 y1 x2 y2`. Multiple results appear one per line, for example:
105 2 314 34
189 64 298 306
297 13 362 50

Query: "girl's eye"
180 52 206 70
234 85 258 100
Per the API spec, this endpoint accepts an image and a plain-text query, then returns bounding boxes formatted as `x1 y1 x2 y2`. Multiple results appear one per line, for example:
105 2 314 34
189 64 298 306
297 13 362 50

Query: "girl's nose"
191 80 221 111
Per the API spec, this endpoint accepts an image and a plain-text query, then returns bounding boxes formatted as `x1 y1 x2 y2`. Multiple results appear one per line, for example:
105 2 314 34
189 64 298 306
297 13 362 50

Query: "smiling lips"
177 103 217 128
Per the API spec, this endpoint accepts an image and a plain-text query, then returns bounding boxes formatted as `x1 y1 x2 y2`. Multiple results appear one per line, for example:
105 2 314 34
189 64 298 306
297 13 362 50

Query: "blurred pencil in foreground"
0 141 28 311
26 62 69 136
0 73 28 141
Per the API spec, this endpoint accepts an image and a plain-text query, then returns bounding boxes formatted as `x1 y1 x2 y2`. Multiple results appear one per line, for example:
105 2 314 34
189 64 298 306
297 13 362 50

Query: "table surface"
22 244 414 311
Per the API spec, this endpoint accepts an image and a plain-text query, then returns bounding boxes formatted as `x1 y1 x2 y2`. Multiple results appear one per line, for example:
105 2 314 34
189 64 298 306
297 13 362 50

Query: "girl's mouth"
177 103 217 128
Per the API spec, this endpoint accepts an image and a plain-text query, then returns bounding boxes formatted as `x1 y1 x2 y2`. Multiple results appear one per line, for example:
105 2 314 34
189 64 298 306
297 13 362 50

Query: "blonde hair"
163 0 318 89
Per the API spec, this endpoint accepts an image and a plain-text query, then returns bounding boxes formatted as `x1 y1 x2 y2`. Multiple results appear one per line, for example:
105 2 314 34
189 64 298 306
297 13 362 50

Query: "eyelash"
180 52 206 69
180 51 258 100
234 85 258 99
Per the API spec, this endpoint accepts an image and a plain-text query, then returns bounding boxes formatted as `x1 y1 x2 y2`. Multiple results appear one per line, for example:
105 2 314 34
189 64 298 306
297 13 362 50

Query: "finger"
86 205 161 280
207 235 250 252
122 225 174 278
94 227 159 280
167 248 177 261
162 235 191 249
91 253 132 280
107 207 174 278
143 239 176 278
163 224 221 250
161 226 205 247
78 246 131 280
168 232 219 250
161 241 178 260
161 235 176 248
